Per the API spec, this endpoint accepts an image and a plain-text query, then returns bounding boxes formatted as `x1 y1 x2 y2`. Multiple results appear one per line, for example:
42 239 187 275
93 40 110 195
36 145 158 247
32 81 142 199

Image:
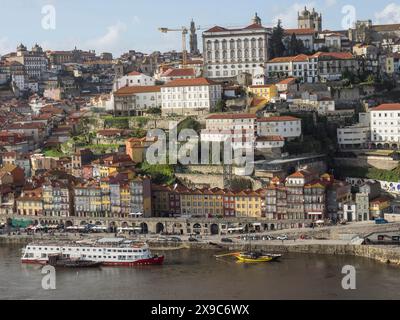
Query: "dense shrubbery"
334 166 400 182
139 162 175 185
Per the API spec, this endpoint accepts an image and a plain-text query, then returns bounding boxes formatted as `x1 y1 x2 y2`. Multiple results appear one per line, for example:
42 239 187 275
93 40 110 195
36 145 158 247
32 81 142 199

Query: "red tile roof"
284 28 316 35
161 68 195 77
312 52 354 60
205 24 266 33
371 104 400 111
206 113 257 120
114 85 162 96
258 116 300 122
277 77 296 85
127 71 143 76
163 77 218 87
268 54 310 63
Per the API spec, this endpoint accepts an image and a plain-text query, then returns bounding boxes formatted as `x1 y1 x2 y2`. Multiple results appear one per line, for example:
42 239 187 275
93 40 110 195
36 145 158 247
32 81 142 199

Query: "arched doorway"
66 221 73 228
109 222 116 233
210 224 219 235
156 223 164 234
270 224 275 231
122 222 129 228
193 223 202 235
140 223 148 234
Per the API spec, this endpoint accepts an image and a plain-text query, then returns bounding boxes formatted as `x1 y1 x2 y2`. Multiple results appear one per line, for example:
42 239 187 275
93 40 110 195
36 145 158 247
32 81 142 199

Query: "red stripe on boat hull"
21 256 165 267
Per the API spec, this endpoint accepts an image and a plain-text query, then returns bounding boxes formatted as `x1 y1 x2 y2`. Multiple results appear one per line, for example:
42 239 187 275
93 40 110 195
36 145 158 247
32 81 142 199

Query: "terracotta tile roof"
205 24 266 33
312 52 354 60
277 77 296 85
268 54 310 63
206 113 257 120
284 28 316 35
371 104 400 111
114 85 162 96
205 26 227 32
288 171 305 178
370 197 391 205
257 116 300 122
161 68 195 77
127 71 143 76
163 77 218 87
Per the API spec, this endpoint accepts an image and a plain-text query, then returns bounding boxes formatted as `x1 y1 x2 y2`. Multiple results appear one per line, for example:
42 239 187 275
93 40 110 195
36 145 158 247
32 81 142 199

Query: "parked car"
262 236 273 241
375 218 389 225
221 238 233 243
277 235 288 241
188 237 199 242
168 237 182 242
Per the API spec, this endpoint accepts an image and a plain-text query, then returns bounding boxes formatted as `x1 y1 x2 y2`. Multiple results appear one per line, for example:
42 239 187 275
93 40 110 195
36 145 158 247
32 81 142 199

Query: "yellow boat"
234 253 273 263
215 251 282 264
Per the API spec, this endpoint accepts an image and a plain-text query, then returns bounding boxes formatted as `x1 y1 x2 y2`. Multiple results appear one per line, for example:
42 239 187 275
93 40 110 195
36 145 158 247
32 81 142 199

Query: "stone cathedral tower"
190 20 199 56
298 6 322 32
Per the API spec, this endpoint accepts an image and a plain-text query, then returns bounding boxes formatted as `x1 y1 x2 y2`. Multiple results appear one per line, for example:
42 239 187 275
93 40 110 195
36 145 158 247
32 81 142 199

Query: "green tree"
270 20 286 59
139 162 175 185
214 100 226 113
177 117 202 134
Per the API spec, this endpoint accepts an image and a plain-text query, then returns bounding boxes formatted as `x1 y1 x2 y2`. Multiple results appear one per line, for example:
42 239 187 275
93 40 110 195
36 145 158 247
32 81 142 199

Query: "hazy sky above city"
1 0 400 56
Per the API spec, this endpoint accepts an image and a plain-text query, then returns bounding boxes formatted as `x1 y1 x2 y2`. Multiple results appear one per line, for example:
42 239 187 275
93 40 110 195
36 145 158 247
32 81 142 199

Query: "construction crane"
158 23 248 67
158 27 189 66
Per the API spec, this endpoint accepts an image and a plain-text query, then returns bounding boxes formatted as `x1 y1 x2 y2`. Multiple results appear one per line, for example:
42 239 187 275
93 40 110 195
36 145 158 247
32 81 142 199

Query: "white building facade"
257 116 302 139
114 71 156 91
202 14 270 79
113 86 162 116
370 104 400 148
161 78 222 116
337 125 370 149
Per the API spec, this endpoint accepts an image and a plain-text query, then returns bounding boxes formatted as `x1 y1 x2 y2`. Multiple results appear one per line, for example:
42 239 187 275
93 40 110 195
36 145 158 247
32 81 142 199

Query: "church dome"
17 43 27 51
301 7 310 16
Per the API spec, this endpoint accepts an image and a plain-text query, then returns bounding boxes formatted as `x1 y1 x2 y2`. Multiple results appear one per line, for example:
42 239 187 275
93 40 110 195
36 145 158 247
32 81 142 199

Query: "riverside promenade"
2 221 400 265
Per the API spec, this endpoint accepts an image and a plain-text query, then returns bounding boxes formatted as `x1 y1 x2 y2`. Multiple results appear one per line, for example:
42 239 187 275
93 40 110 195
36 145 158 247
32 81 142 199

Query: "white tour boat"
21 238 164 267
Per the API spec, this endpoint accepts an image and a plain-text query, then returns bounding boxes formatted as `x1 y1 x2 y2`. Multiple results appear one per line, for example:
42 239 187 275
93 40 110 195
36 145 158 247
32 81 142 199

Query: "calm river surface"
1 244 400 300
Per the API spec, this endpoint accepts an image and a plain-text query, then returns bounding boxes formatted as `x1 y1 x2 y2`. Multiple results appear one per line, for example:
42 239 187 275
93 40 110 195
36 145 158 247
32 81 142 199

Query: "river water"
1 244 400 300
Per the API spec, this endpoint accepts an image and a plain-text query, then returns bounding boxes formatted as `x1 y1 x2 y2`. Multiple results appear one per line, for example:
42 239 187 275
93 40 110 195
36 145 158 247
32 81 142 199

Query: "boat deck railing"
26 241 148 249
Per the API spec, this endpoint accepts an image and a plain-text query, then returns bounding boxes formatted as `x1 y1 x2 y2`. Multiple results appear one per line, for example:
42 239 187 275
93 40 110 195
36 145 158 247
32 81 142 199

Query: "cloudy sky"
0 0 400 56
